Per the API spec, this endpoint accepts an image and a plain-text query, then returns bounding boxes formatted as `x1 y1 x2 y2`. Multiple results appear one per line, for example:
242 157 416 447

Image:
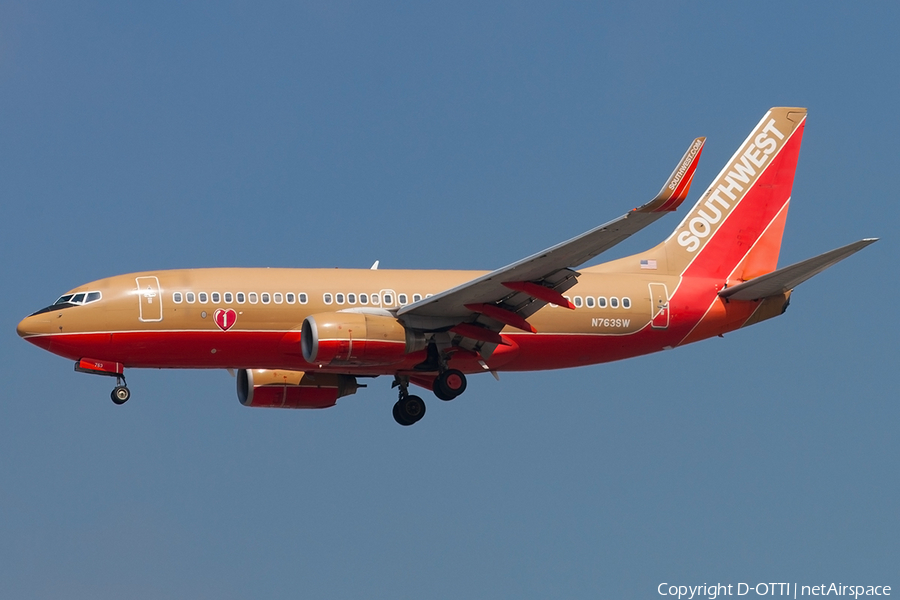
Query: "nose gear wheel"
110 375 130 405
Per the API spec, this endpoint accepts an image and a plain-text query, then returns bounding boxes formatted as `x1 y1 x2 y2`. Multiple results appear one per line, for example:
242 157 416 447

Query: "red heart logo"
214 308 237 331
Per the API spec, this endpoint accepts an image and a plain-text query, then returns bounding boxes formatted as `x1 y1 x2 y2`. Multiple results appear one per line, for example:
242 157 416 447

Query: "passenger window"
347 293 356 304
398 294 408 305
199 292 208 303
336 293 344 304
382 293 393 306
286 293 295 304
425 294 433 298
610 297 619 308
262 293 270 304
586 296 595 308
623 297 631 309
323 293 332 305
299 293 308 304
574 296 583 308
186 292 195 303
86 291 101 303
273 293 283 304
212 292 221 303
371 294 381 306
413 294 422 302
598 297 607 308
237 292 246 303
248 293 257 304
224 292 233 303
359 293 368 305
172 292 183 303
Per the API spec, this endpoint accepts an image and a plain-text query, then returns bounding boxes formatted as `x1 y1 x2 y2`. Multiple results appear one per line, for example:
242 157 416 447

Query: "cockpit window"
63 291 101 305
35 290 102 315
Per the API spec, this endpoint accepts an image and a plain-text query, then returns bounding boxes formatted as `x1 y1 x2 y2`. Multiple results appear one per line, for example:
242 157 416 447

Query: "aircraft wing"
397 137 706 339
719 238 878 302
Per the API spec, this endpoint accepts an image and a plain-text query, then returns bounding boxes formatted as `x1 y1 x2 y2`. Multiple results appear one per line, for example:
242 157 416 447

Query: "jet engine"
237 368 360 409
301 312 425 366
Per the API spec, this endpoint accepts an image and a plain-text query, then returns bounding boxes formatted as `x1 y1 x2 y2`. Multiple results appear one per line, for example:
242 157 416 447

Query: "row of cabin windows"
566 295 632 309
323 292 432 307
319 292 631 310
170 290 630 310
172 291 309 305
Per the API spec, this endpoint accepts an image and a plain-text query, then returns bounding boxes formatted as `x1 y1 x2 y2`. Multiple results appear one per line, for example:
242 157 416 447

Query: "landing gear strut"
392 376 426 426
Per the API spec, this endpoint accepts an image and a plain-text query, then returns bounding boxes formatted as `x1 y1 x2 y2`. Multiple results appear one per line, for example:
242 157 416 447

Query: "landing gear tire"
435 369 467 400
433 385 455 401
393 394 426 426
111 386 130 405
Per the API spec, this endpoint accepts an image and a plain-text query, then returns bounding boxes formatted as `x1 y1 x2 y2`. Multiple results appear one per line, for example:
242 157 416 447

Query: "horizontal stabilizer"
719 238 878 301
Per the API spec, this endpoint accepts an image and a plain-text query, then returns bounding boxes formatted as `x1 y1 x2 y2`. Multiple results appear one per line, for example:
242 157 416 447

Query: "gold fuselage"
19 266 740 375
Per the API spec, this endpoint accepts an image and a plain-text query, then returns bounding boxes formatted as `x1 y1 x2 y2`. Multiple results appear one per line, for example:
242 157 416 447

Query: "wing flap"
719 238 878 301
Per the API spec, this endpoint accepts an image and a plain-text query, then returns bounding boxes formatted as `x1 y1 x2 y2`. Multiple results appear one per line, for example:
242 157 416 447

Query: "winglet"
637 137 706 213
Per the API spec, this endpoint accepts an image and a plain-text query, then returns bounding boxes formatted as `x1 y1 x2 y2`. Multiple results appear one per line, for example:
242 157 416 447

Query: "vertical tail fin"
663 107 807 282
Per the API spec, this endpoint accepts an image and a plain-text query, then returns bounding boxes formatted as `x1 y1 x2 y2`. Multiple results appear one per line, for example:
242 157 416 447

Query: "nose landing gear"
74 359 132 405
111 378 131 405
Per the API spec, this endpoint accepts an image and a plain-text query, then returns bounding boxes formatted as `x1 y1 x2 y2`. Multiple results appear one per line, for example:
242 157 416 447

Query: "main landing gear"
433 369 467 401
392 377 426 426
390 369 469 426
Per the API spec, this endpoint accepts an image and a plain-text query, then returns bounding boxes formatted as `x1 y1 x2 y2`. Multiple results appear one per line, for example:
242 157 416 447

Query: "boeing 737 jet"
17 108 876 425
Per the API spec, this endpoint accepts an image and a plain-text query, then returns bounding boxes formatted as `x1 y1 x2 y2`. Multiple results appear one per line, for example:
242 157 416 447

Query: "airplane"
17 107 877 426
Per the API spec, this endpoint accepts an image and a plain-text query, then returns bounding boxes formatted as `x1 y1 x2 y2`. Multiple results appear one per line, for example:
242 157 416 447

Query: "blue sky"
1 2 897 598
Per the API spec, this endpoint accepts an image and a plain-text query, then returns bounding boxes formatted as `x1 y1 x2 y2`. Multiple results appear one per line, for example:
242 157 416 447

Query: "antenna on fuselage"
370 261 379 270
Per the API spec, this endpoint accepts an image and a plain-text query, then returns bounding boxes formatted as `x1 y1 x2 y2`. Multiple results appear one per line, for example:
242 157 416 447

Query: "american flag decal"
640 259 657 270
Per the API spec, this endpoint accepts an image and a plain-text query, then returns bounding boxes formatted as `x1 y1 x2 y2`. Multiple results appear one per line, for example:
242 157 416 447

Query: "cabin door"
649 283 669 329
136 276 163 322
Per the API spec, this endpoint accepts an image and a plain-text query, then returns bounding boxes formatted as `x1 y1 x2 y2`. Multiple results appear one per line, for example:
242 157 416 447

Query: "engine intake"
237 368 359 409
301 312 425 366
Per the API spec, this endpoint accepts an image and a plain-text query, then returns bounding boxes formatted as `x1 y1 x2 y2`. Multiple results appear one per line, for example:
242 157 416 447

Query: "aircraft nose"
17 314 51 339
16 316 30 338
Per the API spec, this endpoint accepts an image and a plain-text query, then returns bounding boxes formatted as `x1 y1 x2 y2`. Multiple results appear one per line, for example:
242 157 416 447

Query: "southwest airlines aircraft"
17 108 876 426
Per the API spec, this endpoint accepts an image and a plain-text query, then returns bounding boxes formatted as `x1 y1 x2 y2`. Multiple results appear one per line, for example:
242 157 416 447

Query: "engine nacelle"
237 368 359 409
301 312 425 366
